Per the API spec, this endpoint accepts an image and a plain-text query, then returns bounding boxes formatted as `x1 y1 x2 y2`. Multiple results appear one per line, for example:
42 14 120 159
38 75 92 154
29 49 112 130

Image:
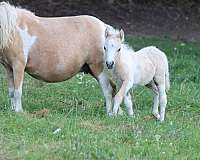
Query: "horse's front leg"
113 80 132 116
98 71 113 115
6 67 15 110
12 62 25 112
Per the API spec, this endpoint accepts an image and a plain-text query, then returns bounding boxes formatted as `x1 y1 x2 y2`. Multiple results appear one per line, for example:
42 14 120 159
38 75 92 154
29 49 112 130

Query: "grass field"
0 37 200 160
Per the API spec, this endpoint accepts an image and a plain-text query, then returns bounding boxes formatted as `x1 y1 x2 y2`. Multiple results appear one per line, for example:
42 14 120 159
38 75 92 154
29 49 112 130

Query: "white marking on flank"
19 27 37 64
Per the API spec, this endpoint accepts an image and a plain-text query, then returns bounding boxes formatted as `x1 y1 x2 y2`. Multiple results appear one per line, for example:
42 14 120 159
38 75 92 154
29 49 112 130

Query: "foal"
104 28 170 122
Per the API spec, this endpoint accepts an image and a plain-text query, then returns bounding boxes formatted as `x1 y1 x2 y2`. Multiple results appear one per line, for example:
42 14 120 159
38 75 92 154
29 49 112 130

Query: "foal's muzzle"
106 61 114 69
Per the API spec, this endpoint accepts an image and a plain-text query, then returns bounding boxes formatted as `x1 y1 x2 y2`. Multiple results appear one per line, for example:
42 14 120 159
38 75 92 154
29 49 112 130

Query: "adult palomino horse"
0 2 115 113
104 27 170 122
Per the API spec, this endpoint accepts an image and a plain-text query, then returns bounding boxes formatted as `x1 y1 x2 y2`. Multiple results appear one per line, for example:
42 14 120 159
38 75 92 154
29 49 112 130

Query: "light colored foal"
104 27 170 122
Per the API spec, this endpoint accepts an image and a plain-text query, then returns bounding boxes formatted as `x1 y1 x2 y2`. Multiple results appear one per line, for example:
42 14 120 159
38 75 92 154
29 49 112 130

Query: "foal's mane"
122 42 135 54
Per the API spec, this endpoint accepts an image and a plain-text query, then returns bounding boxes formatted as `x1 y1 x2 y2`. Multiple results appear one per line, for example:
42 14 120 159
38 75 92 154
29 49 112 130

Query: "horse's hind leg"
89 63 113 115
6 67 15 110
12 62 25 112
98 71 113 114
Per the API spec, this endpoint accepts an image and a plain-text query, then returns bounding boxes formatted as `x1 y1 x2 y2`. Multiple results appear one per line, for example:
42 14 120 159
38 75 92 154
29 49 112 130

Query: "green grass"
0 37 200 160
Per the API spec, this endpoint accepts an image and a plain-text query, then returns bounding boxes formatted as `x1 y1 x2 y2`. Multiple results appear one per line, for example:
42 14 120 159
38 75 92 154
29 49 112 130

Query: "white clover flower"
180 43 185 46
53 128 61 134
155 134 161 142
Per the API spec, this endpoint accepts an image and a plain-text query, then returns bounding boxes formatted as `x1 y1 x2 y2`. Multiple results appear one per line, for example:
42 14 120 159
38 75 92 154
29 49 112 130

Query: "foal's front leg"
124 93 134 116
113 80 132 115
12 62 25 112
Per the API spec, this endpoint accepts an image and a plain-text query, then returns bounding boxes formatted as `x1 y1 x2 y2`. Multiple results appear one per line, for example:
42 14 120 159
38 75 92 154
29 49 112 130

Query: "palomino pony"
0 2 115 113
104 27 170 122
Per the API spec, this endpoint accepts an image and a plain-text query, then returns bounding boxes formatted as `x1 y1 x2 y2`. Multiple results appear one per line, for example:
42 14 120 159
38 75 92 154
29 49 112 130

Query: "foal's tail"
165 60 170 93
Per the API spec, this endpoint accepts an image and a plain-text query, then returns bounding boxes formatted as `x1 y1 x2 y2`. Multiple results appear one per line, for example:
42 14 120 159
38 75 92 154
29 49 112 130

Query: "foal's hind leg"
158 84 167 122
146 81 160 120
147 80 160 120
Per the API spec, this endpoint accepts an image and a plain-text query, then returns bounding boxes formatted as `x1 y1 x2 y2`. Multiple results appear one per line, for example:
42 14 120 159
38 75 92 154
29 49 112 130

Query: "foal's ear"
119 29 124 42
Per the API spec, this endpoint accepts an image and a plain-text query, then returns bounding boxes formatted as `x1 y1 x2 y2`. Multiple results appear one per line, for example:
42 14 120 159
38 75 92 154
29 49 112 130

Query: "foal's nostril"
106 61 114 69
110 61 114 66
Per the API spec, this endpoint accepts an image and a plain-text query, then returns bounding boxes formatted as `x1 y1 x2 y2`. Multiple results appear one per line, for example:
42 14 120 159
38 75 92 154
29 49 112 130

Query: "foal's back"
120 46 168 85
134 46 168 85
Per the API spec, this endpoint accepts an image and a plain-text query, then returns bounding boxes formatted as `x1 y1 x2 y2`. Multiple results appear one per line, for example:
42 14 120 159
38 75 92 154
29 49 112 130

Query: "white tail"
165 64 170 92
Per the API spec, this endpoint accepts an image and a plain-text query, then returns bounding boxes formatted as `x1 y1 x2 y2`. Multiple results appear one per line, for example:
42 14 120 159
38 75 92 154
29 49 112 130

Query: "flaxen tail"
0 2 17 49
165 61 170 92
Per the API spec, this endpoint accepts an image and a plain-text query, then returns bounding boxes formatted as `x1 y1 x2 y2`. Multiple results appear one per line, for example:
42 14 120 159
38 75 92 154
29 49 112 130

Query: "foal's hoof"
118 108 124 116
152 112 160 120
108 112 118 117
15 109 23 113
108 112 114 116
128 113 134 118
159 117 165 122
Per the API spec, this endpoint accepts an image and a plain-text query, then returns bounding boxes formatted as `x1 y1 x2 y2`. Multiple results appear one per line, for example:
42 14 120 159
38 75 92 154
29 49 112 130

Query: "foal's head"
104 27 124 69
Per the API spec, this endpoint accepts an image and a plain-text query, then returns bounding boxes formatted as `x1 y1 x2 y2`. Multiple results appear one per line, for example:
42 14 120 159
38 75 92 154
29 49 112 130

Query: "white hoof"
128 113 134 117
11 106 15 111
108 112 114 116
159 117 165 122
118 108 124 115
15 108 23 112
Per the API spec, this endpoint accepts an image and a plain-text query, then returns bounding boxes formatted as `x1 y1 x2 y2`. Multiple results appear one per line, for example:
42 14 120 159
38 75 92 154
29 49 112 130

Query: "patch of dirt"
80 120 108 132
32 108 49 118
9 0 200 42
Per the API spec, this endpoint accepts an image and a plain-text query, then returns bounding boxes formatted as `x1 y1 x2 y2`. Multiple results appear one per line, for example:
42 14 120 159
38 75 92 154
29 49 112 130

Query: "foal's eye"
104 46 106 51
117 48 121 52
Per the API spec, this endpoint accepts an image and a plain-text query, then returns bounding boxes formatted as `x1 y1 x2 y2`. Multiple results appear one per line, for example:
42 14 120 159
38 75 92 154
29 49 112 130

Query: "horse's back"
17 12 106 82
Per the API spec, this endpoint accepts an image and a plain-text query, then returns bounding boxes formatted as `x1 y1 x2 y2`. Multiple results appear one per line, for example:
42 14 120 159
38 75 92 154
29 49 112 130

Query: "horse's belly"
25 60 82 82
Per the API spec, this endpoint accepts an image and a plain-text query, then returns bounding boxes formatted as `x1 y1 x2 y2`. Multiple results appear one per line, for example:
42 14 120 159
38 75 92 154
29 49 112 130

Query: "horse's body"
0 2 114 113
104 27 170 122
